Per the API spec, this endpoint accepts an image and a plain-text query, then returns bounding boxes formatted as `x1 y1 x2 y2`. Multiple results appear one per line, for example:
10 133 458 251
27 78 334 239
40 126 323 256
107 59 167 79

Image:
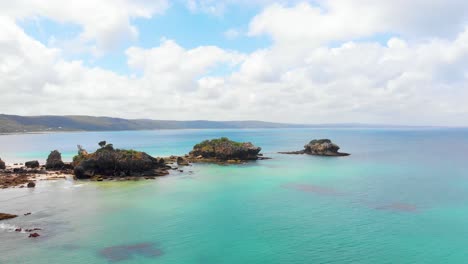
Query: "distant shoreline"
0 126 463 136
1 113 460 135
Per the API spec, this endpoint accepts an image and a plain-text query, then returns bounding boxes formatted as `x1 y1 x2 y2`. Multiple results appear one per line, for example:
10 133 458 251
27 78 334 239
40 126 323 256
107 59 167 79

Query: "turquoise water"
1 128 468 263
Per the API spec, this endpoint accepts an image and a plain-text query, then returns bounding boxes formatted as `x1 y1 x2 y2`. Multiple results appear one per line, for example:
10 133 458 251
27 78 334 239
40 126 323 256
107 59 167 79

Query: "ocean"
1 128 468 263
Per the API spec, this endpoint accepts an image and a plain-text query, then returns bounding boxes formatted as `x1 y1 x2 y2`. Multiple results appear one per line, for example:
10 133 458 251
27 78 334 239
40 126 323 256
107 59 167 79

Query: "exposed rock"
72 142 168 179
187 137 263 162
46 150 65 170
176 156 190 166
0 158 5 170
279 139 350 156
25 160 40 168
25 228 42 232
0 174 30 189
0 213 18 221
27 181 36 188
29 233 40 238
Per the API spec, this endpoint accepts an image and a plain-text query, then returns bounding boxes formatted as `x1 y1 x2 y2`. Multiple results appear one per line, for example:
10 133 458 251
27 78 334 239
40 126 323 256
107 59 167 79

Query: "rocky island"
72 142 170 180
185 137 266 163
280 139 350 156
1 138 268 187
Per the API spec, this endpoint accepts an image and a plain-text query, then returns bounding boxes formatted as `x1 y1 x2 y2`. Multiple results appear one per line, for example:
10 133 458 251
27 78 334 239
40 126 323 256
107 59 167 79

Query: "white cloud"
1 1 468 125
249 1 468 45
0 0 169 54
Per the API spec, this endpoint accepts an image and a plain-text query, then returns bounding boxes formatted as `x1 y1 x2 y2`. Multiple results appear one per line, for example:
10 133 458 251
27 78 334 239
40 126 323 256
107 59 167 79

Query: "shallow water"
1 128 468 263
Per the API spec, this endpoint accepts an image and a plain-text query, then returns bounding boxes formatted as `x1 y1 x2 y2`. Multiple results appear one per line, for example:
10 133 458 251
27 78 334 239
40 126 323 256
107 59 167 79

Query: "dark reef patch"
374 203 418 213
99 242 163 262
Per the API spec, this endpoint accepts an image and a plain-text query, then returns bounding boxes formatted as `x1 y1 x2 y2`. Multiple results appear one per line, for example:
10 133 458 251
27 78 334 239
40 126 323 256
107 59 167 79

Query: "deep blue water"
1 128 468 263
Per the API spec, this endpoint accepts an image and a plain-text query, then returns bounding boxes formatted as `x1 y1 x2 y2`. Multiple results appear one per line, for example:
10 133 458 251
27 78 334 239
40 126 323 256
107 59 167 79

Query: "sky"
1 0 468 126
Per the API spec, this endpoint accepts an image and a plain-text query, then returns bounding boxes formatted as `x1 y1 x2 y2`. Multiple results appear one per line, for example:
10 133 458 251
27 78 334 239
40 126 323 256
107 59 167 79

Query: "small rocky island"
73 142 170 180
280 139 350 156
186 137 266 163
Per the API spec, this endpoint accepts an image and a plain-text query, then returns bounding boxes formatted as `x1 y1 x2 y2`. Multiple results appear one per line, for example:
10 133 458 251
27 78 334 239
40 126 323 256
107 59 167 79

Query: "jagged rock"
29 233 40 238
0 213 17 221
176 156 190 166
27 181 36 188
72 143 168 179
25 228 42 232
25 160 40 168
188 137 263 162
0 158 5 170
46 150 65 170
279 139 350 156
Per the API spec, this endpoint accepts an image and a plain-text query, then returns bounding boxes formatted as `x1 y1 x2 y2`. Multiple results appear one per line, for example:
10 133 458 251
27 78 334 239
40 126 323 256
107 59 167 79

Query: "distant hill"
0 114 312 133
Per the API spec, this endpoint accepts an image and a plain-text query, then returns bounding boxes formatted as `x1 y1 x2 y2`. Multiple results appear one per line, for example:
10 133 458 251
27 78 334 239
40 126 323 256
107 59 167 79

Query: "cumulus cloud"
1 1 468 125
249 0 468 45
0 0 169 54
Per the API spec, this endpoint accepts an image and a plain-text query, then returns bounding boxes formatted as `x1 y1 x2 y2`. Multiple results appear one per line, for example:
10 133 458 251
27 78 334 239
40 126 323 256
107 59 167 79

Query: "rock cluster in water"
25 160 40 168
72 142 170 179
187 137 264 163
0 158 5 170
279 139 350 156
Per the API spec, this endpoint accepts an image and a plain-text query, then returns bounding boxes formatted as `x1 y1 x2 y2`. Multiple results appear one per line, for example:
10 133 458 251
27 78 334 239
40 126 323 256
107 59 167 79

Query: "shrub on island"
188 137 263 162
72 142 168 179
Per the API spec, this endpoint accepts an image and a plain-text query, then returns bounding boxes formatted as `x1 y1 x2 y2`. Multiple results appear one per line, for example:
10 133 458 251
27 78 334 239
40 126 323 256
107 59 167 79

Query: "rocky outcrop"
176 156 190 166
279 139 350 156
46 150 65 170
0 174 31 189
72 142 169 179
0 213 17 221
25 160 40 168
0 158 5 170
187 137 264 162
27 181 36 188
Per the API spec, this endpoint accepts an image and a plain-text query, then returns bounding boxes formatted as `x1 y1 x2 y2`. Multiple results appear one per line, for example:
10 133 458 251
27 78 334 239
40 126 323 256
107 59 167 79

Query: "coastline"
0 125 456 136
0 163 73 189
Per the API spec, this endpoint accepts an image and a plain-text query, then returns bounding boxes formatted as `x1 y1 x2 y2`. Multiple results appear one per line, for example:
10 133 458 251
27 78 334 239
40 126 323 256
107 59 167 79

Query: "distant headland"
0 114 422 134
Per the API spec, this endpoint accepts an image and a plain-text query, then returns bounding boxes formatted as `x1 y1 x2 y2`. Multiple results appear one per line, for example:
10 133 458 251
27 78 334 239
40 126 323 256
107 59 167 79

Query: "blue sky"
19 2 271 75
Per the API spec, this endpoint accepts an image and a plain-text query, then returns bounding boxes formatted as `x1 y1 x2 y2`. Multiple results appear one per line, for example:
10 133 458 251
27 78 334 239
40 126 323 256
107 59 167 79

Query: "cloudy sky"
1 1 468 125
